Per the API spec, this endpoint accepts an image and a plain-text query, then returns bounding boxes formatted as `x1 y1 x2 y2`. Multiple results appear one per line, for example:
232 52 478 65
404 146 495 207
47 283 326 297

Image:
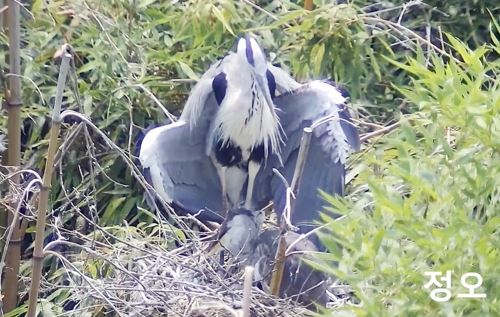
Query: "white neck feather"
212 58 280 158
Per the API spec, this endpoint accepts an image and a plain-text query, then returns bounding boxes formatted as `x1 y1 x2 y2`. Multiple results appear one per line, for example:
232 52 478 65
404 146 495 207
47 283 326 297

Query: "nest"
44 221 317 317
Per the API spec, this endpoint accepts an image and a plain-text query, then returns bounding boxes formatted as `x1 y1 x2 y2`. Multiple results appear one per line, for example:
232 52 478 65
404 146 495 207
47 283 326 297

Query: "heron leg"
245 160 261 209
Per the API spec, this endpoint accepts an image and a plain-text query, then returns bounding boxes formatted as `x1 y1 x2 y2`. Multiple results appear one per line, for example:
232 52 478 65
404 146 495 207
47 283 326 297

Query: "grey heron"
139 36 360 248
182 35 297 212
206 207 263 262
139 36 298 222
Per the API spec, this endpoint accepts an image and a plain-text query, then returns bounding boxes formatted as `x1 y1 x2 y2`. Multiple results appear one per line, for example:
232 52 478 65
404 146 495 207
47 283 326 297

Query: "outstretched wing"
139 119 224 223
259 81 360 242
139 55 230 223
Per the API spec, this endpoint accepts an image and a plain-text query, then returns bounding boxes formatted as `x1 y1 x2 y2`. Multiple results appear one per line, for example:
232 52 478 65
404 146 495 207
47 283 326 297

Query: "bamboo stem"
2 0 22 312
290 127 313 195
304 0 314 11
26 46 72 317
269 234 287 296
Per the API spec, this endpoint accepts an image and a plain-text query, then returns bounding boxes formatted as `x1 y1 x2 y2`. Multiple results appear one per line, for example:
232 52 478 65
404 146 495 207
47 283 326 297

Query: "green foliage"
319 32 499 316
0 0 498 315
1 0 414 230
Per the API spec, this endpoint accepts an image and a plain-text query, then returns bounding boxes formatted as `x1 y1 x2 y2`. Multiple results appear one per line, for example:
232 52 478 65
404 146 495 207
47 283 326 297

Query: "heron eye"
245 37 255 66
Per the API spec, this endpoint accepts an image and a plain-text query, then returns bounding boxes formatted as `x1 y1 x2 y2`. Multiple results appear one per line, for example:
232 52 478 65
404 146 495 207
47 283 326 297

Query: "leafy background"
0 0 498 316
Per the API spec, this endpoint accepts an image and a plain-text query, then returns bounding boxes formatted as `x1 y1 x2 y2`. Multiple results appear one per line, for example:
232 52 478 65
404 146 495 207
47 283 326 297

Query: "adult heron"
182 36 298 211
139 36 298 222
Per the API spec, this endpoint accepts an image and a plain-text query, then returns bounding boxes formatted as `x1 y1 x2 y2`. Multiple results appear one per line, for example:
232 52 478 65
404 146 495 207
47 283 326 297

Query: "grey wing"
139 120 224 223
139 55 237 222
180 55 224 123
180 57 225 132
267 81 360 239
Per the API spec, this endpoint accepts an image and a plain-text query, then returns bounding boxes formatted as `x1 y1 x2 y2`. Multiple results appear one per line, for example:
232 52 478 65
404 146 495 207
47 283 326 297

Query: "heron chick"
207 209 328 310
249 229 329 311
206 207 263 263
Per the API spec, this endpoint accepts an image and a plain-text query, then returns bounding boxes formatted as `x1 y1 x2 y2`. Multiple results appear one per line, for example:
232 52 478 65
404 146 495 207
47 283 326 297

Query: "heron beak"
255 74 278 119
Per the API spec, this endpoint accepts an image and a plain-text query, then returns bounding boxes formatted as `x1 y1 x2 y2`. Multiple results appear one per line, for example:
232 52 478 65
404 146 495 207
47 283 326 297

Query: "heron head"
236 35 277 116
216 207 263 258
236 35 267 74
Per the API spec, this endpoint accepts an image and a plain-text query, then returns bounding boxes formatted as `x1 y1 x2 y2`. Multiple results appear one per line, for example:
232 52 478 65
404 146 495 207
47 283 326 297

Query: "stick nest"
41 221 315 317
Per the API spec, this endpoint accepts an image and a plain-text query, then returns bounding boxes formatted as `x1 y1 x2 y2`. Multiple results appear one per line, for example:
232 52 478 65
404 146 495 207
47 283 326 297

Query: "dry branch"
39 224 306 316
242 266 254 317
304 0 314 11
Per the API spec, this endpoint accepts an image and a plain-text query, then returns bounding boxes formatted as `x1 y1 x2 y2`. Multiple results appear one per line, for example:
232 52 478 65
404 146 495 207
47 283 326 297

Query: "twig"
241 0 280 23
58 110 195 239
360 121 400 142
304 0 313 11
269 235 286 296
117 84 177 123
0 177 41 280
44 250 126 317
271 168 296 231
290 127 313 194
242 266 254 317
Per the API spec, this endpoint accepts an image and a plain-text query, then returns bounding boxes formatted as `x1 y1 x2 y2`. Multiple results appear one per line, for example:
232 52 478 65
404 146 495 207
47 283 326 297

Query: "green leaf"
368 49 381 80
138 0 158 9
178 61 199 80
311 43 325 75
211 6 235 36
101 197 127 225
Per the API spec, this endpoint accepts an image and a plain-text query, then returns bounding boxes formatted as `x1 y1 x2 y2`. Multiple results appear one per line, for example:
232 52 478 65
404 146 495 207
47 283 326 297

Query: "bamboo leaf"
211 6 235 36
101 197 127 225
178 61 199 80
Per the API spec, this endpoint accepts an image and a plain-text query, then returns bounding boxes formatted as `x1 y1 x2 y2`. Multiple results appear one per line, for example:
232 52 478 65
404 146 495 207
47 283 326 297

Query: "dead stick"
269 234 287 296
242 266 254 317
360 121 400 142
26 45 72 317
